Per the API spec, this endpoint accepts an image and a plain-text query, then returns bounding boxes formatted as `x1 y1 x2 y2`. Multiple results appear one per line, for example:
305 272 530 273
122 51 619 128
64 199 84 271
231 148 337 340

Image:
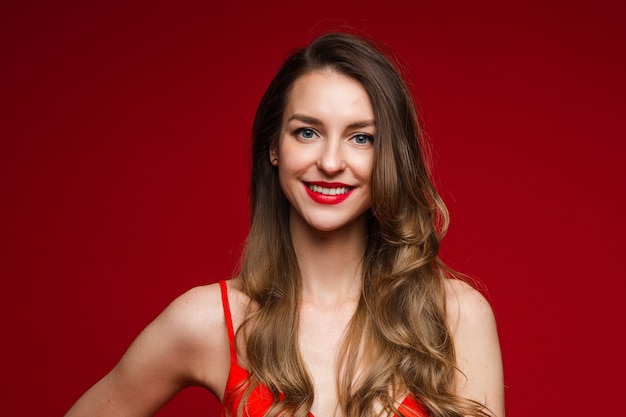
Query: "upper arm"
65 283 231 417
445 279 505 417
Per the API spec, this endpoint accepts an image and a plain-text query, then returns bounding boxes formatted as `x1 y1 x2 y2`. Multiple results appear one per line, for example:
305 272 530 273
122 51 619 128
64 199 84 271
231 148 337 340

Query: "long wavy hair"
233 32 490 417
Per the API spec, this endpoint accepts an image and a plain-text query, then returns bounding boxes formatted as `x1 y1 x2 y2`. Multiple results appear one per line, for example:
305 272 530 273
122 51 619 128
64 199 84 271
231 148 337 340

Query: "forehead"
284 70 374 123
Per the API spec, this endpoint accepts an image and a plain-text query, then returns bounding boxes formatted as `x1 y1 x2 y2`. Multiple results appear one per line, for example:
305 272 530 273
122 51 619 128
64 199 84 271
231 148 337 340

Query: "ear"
269 147 279 166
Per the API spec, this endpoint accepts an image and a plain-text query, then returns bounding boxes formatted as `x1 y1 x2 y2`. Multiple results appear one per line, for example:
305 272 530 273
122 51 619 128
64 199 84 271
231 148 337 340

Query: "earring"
271 158 279 166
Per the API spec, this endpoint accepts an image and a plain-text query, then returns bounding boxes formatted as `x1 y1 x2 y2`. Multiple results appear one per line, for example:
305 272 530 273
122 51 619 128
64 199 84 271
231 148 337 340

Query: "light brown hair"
235 32 490 417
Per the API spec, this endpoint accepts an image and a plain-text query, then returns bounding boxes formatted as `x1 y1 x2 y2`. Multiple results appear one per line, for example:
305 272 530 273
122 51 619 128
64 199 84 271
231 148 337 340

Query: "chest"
297 303 357 416
298 302 356 368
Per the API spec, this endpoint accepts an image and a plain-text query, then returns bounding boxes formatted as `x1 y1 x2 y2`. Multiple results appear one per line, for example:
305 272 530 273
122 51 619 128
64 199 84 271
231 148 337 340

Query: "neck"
289 210 368 306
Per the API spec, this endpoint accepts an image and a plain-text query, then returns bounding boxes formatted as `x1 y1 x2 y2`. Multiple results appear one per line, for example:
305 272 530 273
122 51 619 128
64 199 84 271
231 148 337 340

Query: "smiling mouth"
306 183 353 195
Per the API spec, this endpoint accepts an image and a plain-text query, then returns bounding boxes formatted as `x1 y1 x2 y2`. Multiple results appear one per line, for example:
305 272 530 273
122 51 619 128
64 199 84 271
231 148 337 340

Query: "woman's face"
271 70 375 233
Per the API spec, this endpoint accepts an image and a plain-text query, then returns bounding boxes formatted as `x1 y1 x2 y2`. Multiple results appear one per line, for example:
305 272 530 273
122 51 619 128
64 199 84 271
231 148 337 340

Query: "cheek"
358 154 375 184
278 142 312 176
277 158 301 184
276 156 303 199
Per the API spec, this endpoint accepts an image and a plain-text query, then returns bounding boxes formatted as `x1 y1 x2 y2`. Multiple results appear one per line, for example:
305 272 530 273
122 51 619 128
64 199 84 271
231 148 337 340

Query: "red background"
2 1 625 416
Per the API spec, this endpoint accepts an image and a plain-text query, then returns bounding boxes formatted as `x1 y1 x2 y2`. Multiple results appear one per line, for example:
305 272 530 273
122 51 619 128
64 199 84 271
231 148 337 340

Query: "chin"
310 224 343 233
306 215 367 234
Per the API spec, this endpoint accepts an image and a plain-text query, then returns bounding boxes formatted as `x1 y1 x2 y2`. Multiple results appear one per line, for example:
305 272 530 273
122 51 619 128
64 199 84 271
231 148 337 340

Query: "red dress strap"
219 280 238 364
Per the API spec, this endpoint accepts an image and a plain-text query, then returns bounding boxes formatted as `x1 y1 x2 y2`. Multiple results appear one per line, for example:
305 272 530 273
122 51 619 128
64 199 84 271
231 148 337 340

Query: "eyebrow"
287 114 375 129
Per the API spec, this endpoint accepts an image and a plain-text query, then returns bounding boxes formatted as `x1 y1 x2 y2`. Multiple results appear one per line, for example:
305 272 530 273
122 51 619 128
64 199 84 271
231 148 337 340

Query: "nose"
317 138 345 175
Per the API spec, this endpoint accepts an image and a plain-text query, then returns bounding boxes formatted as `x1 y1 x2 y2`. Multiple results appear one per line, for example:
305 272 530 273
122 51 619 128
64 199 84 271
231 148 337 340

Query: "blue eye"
295 128 317 139
353 134 374 145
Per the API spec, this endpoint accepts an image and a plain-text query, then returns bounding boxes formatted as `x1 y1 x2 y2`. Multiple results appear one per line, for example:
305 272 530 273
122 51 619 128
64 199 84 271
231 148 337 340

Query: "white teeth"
308 184 351 195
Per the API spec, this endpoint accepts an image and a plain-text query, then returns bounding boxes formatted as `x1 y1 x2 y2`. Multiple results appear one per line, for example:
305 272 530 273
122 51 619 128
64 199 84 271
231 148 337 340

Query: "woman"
65 33 504 417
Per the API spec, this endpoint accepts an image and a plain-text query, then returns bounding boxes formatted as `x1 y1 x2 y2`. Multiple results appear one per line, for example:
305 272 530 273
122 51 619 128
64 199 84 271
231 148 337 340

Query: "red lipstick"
303 182 354 205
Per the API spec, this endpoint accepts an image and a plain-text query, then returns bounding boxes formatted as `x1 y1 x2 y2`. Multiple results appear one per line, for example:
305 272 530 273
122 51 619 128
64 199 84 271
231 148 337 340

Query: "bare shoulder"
64 281 242 416
164 282 225 332
131 282 233 394
162 279 248 336
443 278 495 332
150 282 226 354
129 279 252 398
443 278 505 416
160 279 251 364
